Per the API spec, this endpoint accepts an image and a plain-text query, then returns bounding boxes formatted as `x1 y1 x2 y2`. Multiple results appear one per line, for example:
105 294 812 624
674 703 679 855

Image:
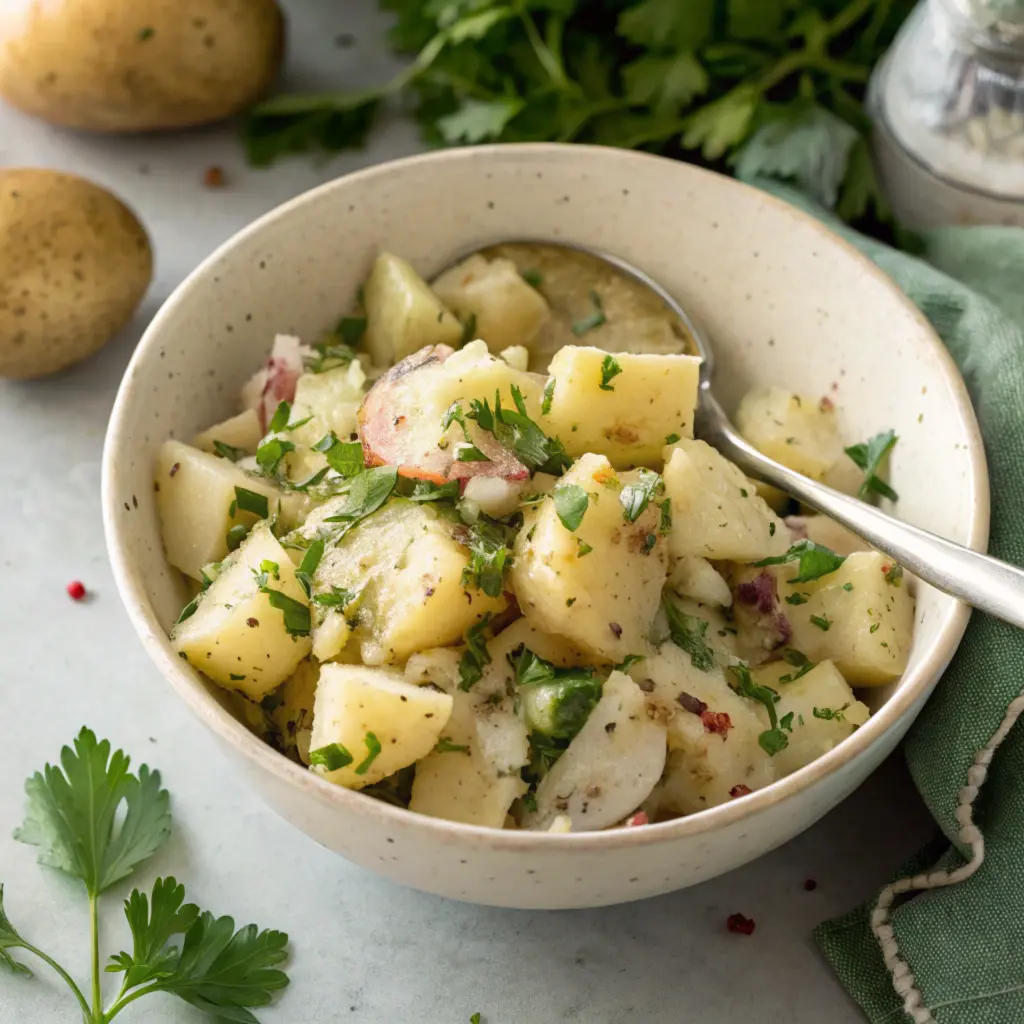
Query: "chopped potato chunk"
663 438 789 562
192 409 262 456
309 663 453 789
172 523 312 697
543 346 700 467
363 252 463 365
750 659 869 776
511 454 668 662
269 658 321 764
431 254 550 352
156 440 308 580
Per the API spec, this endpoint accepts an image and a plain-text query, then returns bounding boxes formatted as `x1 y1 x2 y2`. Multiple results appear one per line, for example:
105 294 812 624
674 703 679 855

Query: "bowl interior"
104 144 987 830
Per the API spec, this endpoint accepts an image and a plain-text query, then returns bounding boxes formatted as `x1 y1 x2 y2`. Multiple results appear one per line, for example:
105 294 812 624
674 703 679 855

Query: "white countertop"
0 3 938 1021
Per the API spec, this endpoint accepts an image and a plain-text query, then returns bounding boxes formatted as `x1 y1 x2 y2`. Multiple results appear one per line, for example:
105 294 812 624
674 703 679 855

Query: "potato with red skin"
357 341 544 486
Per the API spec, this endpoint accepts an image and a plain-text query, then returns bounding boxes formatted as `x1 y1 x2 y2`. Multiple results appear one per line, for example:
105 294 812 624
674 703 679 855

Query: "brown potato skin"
0 169 153 379
0 0 285 132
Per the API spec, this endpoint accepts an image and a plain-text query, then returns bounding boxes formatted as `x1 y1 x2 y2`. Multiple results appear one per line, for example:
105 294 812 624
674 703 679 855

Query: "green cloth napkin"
760 182 1024 1024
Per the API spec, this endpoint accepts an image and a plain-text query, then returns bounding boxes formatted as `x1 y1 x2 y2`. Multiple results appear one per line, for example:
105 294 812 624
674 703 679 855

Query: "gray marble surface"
0 2 938 1021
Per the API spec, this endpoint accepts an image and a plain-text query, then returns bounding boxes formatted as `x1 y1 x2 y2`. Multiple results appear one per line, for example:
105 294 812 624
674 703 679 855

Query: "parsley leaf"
267 401 291 434
467 388 570 475
728 664 788 756
620 469 664 523
458 615 493 690
295 539 324 598
459 517 512 597
354 733 382 776
212 440 247 462
106 876 289 1018
813 704 849 721
571 290 607 336
404 479 460 503
541 377 555 415
234 487 269 520
255 437 295 477
313 433 366 478
599 355 622 391
14 728 171 896
263 589 311 636
753 540 846 583
552 484 589 531
435 737 470 754
438 97 525 144
663 597 715 672
323 466 398 523
310 743 353 771
778 648 816 683
845 429 899 501
0 887 31 978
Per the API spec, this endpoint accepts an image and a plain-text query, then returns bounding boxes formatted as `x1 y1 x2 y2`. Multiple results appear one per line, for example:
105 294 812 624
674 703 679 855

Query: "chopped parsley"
541 377 555 415
599 355 622 391
312 585 360 608
753 540 846 583
809 614 832 631
521 269 543 288
620 469 663 523
305 337 358 374
663 598 715 672
313 432 365 478
267 401 291 434
354 732 382 775
576 538 593 557
785 592 809 605
233 486 269 519
778 648 816 683
460 518 512 597
290 467 330 492
869 622 880 633
255 437 295 477
455 443 490 462
310 743 353 771
665 432 681 445
212 440 247 461
845 429 899 501
885 564 904 586
225 523 249 551
263 589 311 636
571 290 606 336
467 386 570 475
552 484 588 531
435 737 470 754
813 704 850 721
460 313 478 345
295 539 324 597
323 466 398 523
458 615 493 690
658 498 672 533
769 521 777 537
728 664 787 756
842 582 854 592
336 315 367 345
404 479 460 502
616 654 644 671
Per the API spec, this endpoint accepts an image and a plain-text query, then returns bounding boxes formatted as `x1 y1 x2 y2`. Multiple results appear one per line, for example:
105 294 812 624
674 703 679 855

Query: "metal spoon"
474 239 1024 630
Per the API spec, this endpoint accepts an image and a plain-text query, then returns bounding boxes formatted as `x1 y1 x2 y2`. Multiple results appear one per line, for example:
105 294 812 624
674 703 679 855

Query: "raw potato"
309 663 453 789
512 454 669 662
192 409 262 456
663 439 789 561
750 660 869 777
155 440 307 580
543 346 700 468
172 523 311 697
524 672 667 832
363 252 463 366
734 551 914 685
303 499 505 665
0 0 284 131
0 169 151 378
631 644 774 815
431 254 551 352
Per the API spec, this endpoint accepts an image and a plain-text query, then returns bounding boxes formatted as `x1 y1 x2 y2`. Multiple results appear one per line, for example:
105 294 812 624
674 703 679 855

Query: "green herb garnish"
521 269 543 288
460 518 512 597
754 540 846 583
778 648 816 683
255 437 296 477
845 429 899 501
405 479 460 502
295 539 325 597
314 433 366 478
571 290 606 337
885 563 904 586
576 539 593 557
620 469 663 523
455 444 491 462
323 466 398 523
467 387 570 475
813 704 850 721
234 486 269 519
663 597 715 672
435 737 470 754
541 377 555 415
212 440 247 462
310 742 354 771
665 433 681 445
2 729 288 1022
809 614 831 631
267 401 291 434
552 484 588 531
598 354 622 391
354 732 382 775
729 664 787 756
458 615 493 690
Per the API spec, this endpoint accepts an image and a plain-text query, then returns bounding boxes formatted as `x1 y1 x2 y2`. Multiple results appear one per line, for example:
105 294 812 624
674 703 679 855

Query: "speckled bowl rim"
103 143 989 855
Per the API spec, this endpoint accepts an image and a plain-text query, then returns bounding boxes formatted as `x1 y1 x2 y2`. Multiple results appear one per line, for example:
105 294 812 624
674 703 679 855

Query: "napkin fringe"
871 691 1024 1023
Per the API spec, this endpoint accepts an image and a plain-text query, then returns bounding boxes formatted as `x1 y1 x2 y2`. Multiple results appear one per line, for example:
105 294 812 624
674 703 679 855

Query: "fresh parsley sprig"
754 539 846 583
845 429 899 501
663 596 715 672
1 729 289 1023
467 387 570 475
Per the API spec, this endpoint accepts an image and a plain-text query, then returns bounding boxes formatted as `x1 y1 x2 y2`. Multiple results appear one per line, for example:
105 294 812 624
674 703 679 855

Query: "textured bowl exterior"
103 145 988 909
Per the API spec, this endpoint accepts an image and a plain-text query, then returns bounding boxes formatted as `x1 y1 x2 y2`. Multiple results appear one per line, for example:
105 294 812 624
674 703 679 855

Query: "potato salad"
156 246 914 832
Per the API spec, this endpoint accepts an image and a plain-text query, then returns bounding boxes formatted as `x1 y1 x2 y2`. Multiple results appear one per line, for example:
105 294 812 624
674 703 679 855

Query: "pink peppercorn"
67 580 87 601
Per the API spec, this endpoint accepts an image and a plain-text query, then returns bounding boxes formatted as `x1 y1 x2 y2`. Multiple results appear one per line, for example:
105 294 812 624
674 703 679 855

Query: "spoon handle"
705 416 1024 630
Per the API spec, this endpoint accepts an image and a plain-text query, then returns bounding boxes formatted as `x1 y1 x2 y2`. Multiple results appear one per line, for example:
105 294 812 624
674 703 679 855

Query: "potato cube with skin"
511 454 669 662
156 440 308 581
735 551 914 686
431 254 551 352
192 409 262 456
663 438 789 562
172 524 312 698
749 659 869 777
363 252 463 366
524 672 667 832
309 663 453 789
307 500 505 665
543 346 700 468
630 643 775 814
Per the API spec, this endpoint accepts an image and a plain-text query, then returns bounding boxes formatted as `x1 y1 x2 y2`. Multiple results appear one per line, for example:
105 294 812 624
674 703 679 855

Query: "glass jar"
868 0 1024 227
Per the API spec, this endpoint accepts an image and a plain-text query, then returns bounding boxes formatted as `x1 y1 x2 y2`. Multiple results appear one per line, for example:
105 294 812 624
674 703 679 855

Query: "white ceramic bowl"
103 144 987 909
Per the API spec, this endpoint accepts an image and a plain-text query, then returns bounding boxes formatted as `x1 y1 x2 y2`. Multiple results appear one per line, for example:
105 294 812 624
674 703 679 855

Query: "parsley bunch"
1 729 289 1023
245 0 916 229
